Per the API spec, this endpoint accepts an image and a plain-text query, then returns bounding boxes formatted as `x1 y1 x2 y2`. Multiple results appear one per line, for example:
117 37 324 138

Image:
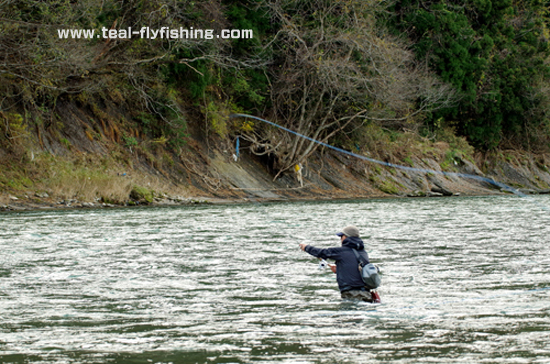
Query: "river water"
1 196 550 363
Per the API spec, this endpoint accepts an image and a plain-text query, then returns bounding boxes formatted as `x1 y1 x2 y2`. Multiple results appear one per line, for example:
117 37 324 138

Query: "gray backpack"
351 249 381 289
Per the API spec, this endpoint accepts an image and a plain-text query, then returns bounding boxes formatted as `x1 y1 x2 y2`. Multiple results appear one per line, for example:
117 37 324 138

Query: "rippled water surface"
1 196 550 363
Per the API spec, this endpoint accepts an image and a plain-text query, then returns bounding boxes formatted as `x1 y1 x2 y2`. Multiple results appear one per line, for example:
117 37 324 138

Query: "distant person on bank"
299 225 374 302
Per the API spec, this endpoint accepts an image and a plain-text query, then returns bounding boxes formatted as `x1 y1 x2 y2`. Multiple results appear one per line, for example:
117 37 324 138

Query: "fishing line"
229 113 550 211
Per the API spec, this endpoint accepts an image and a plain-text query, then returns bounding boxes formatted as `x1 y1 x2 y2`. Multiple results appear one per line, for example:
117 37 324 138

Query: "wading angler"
299 225 381 303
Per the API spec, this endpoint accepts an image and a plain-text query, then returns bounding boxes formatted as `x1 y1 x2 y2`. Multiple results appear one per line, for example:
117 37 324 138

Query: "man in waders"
299 225 379 302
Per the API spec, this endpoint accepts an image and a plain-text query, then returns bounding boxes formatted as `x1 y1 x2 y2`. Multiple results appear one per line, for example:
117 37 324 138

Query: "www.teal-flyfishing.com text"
58 27 253 40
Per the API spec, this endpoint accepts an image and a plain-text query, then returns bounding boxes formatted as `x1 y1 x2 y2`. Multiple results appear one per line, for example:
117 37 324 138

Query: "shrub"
130 185 153 204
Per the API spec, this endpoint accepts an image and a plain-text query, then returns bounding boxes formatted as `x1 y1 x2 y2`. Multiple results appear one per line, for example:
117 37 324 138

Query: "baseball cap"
336 225 360 238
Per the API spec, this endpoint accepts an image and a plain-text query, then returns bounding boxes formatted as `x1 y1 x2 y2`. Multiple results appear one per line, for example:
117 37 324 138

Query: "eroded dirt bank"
3 135 550 212
2 98 550 212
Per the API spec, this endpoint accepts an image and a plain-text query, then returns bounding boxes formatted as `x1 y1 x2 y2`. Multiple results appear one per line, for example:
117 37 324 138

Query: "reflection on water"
1 196 550 363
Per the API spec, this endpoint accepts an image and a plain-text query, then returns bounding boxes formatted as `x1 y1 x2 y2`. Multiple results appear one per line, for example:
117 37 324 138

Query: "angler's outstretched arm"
299 243 337 259
299 243 338 273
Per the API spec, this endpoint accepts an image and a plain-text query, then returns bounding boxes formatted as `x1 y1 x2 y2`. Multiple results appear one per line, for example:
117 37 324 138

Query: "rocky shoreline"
0 194 218 212
3 148 550 213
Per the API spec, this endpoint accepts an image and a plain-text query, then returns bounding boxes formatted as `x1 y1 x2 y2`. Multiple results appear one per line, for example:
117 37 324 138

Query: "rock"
519 188 538 195
407 190 427 197
9 196 18 201
427 191 444 197
35 192 49 198
57 199 78 207
431 186 453 196
459 157 484 176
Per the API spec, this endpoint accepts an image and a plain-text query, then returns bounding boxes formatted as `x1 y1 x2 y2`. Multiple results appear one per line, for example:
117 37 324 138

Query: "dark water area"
1 196 550 363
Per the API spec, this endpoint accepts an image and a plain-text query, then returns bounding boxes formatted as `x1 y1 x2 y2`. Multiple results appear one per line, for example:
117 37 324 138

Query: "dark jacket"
305 236 370 292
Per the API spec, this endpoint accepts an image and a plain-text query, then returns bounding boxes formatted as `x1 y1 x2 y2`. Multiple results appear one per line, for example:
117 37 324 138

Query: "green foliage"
130 185 153 204
167 117 189 149
379 180 400 195
163 56 213 100
160 1 272 116
60 138 71 149
0 171 34 190
404 156 415 167
136 113 154 135
225 3 272 53
0 112 32 155
132 90 188 149
223 70 268 111
390 0 550 150
206 101 229 138
2 113 28 143
370 175 400 194
441 150 461 171
122 134 138 149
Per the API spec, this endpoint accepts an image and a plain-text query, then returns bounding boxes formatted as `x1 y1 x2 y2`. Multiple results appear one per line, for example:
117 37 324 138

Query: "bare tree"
0 0 227 127
247 0 457 178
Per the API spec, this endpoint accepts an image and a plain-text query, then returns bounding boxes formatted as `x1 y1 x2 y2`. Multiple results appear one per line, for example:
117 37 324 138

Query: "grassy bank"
0 151 193 206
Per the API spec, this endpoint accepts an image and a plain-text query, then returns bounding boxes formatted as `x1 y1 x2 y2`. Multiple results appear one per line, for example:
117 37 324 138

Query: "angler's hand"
299 243 308 251
328 264 336 274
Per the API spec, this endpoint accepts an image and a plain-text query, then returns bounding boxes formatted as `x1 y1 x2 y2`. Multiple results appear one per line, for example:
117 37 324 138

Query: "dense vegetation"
1 0 549 184
389 0 550 150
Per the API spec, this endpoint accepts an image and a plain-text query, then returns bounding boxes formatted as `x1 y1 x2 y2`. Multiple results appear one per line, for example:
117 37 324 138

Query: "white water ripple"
1 195 550 363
